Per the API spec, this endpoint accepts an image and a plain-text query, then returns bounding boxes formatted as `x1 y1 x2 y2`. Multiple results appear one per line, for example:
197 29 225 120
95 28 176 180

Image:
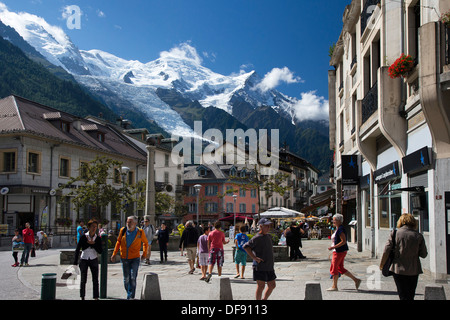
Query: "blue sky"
0 0 350 102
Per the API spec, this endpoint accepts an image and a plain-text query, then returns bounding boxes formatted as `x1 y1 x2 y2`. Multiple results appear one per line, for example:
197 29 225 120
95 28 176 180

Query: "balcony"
361 82 378 124
361 0 381 34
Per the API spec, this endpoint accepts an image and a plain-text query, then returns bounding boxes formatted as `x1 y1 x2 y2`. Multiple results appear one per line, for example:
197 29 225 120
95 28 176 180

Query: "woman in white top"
74 219 103 300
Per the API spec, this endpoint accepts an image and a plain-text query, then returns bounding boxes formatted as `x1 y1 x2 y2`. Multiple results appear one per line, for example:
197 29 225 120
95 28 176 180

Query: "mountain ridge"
0 4 331 172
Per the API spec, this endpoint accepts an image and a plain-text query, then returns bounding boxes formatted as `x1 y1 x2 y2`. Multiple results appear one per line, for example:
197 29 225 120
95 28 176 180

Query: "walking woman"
73 219 103 300
380 213 427 300
327 213 361 291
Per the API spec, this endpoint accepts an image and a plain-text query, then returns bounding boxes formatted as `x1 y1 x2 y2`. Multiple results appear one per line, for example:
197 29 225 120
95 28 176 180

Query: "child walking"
197 226 210 280
234 225 249 279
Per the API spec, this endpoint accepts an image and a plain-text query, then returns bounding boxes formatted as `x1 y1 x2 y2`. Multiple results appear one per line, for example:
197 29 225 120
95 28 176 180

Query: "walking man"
111 216 148 300
243 218 276 300
205 221 229 282
142 216 155 265
179 220 200 274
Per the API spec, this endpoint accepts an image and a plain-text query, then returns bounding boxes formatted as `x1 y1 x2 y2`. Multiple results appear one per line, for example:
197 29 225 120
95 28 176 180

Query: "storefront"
402 146 431 233
374 161 401 230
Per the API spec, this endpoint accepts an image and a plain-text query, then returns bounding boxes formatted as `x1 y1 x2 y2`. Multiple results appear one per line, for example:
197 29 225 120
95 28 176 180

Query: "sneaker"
11 263 19 267
326 287 338 291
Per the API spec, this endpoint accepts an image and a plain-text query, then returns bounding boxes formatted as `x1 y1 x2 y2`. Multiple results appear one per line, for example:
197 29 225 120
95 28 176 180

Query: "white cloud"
292 91 329 122
97 10 105 18
255 67 302 92
0 3 71 48
159 42 203 65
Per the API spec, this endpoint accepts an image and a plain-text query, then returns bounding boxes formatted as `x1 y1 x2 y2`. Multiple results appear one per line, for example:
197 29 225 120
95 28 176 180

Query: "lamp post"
194 184 202 225
121 166 130 228
145 138 156 225
232 194 238 228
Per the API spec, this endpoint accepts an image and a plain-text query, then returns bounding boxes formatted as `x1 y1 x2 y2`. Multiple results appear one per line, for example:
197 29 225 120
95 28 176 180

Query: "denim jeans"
121 257 140 299
20 243 32 264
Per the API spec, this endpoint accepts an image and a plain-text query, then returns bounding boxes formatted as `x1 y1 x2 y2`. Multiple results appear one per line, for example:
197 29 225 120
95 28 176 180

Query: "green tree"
58 156 129 222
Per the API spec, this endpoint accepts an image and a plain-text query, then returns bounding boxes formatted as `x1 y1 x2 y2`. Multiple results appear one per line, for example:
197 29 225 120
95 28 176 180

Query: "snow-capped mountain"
0 3 331 171
0 4 306 134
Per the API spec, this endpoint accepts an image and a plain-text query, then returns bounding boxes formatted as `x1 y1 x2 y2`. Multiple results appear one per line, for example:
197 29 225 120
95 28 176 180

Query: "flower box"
388 54 414 79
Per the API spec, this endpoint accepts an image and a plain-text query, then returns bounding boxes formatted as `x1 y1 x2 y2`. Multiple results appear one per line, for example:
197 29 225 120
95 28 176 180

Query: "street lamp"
194 184 202 225
120 166 130 228
145 137 156 225
232 194 238 240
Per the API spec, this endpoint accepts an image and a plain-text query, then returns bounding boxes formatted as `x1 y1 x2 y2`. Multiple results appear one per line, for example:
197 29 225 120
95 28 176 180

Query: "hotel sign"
374 161 400 184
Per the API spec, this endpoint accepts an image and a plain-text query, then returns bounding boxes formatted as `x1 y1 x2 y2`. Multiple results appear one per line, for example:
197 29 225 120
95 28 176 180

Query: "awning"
256 207 304 219
219 214 253 222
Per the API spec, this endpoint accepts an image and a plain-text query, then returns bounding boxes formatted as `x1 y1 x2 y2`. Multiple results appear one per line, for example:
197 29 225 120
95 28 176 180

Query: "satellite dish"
49 189 57 196
1 187 10 195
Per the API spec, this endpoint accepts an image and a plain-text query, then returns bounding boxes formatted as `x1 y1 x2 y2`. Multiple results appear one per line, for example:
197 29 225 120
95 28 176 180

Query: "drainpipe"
49 144 60 232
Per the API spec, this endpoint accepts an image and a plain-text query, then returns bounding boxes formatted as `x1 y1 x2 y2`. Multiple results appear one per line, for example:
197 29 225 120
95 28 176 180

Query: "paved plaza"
1 239 449 301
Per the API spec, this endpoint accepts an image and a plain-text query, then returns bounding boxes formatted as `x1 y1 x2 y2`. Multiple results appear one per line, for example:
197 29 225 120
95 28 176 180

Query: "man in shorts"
243 218 276 300
205 221 229 282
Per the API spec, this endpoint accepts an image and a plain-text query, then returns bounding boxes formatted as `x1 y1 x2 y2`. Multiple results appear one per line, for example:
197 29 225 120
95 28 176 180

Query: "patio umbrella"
256 207 304 219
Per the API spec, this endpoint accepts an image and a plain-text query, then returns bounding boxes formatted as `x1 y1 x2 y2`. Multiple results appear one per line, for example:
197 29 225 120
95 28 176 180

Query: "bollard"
100 233 108 299
305 281 322 300
41 273 57 300
140 273 162 300
424 285 447 300
209 277 233 300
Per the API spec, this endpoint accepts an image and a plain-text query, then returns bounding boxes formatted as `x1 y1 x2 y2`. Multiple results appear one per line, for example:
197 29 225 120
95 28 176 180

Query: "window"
177 174 182 186
250 189 257 198
226 203 234 213
239 203 246 213
252 204 256 213
205 203 218 213
128 171 135 185
165 154 169 167
80 161 89 179
59 156 71 178
27 151 41 174
57 196 71 219
164 172 169 184
97 132 105 142
188 203 197 213
0 149 17 173
239 188 246 197
205 185 218 196
60 121 71 133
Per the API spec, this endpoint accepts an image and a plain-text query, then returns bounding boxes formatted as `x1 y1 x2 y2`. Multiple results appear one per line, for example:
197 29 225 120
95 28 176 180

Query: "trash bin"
41 273 57 300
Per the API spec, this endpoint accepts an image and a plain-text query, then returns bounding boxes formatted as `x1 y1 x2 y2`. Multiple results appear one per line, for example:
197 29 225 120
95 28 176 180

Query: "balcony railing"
361 0 381 34
361 82 378 124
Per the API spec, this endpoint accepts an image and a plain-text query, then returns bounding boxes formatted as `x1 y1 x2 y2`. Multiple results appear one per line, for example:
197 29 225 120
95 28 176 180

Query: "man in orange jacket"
111 216 148 299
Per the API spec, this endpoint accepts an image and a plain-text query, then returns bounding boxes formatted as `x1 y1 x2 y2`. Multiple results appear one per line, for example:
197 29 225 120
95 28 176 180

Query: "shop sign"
341 155 359 185
360 174 370 189
402 146 430 174
374 161 400 184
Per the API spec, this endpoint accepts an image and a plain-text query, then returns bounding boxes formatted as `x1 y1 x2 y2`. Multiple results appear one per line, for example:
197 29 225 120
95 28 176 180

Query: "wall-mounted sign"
341 155 359 185
402 146 431 174
0 187 9 195
374 161 400 184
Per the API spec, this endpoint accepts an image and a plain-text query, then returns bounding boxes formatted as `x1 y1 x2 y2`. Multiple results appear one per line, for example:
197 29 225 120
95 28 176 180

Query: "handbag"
382 229 397 277
31 246 36 258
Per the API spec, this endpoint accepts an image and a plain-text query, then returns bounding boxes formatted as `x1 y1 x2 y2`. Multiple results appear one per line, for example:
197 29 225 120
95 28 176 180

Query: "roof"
0 95 147 162
184 163 252 182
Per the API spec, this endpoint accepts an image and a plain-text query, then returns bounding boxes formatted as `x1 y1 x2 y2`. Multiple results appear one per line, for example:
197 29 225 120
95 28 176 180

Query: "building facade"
0 95 183 237
329 0 450 280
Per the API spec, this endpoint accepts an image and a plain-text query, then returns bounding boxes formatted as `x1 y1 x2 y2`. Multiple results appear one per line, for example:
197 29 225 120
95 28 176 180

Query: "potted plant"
388 54 414 79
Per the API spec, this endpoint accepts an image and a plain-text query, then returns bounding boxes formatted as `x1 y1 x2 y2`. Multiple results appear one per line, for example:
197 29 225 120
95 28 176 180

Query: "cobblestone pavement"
1 239 449 301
